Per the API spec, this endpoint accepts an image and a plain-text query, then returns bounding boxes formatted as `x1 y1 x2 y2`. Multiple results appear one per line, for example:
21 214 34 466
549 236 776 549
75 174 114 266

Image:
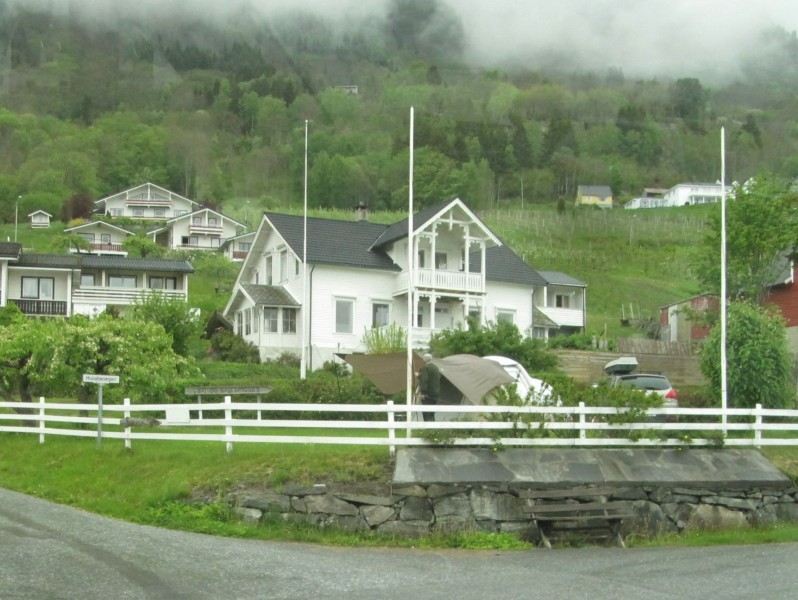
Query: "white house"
219 231 256 262
0 241 193 317
28 210 53 228
534 271 587 339
94 183 199 220
223 199 587 368
147 208 245 252
626 182 723 209
63 221 134 256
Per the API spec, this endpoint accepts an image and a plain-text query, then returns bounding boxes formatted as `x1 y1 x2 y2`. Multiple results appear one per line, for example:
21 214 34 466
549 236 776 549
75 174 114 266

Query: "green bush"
428 318 558 373
209 330 261 363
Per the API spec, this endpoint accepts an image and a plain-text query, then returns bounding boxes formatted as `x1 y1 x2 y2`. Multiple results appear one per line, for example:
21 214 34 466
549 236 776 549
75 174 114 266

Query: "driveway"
1 487 797 600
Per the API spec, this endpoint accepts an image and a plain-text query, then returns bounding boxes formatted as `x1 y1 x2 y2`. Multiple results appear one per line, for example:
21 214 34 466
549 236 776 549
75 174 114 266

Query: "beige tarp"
338 352 513 403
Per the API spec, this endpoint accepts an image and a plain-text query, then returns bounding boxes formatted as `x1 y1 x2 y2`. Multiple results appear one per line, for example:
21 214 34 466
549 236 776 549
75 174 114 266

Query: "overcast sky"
18 0 798 79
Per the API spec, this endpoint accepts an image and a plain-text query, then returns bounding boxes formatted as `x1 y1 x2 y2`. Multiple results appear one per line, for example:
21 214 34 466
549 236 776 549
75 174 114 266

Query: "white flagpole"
301 119 309 380
720 127 728 433
406 107 415 432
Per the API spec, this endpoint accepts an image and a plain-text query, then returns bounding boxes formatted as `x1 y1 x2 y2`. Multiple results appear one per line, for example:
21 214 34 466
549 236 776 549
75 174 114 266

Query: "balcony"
535 306 584 328
126 198 172 207
189 224 223 235
72 286 187 304
10 298 68 316
395 268 483 295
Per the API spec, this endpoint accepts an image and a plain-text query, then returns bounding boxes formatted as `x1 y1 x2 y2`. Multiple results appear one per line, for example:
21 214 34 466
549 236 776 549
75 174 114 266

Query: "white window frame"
496 309 515 325
283 307 297 334
21 277 54 299
264 307 278 333
335 297 355 334
372 301 390 328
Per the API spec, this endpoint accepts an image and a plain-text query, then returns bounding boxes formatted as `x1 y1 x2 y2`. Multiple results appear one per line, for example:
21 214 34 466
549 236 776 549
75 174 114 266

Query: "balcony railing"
535 306 584 327
189 225 223 235
72 287 186 304
9 298 68 316
126 198 172 206
414 268 483 293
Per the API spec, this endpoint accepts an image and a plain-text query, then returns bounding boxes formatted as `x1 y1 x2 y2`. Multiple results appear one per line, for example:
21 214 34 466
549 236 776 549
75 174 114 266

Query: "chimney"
355 201 369 222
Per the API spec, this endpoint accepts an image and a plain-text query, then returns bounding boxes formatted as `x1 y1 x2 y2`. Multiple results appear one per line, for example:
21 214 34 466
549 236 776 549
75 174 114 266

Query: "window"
555 295 570 308
110 208 123 217
283 308 297 333
372 302 390 328
211 238 221 248
154 209 165 218
149 277 176 290
335 298 354 333
81 273 96 287
208 217 217 226
265 256 273 285
109 275 137 288
496 310 515 324
239 242 252 252
133 209 143 217
468 308 482 322
21 277 54 299
295 256 300 276
279 250 288 282
417 249 426 268
79 232 95 242
181 236 199 247
264 307 278 333
435 252 448 270
101 234 111 244
236 312 242 335
244 309 252 335
175 210 188 217
193 216 202 226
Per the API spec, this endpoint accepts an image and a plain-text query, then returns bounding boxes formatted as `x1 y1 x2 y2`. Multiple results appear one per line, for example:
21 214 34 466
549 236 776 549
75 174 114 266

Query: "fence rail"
2 397 797 453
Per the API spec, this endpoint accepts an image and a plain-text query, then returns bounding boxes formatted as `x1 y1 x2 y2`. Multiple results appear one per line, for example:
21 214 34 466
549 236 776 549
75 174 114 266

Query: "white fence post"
124 397 132 450
387 400 395 456
754 403 762 449
225 395 233 453
38 396 45 444
579 401 586 441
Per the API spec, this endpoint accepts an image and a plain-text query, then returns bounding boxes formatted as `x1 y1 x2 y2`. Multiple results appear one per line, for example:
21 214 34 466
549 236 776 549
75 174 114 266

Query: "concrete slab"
393 448 791 490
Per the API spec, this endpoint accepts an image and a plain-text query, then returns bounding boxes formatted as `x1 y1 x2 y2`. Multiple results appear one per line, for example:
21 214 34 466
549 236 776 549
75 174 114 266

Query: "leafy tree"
123 235 168 258
0 315 201 405
700 302 794 409
54 234 92 254
428 319 558 374
671 78 706 131
694 174 798 303
130 292 203 357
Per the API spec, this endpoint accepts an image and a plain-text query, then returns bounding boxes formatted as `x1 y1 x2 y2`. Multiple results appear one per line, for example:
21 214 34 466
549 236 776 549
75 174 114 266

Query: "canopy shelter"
338 352 513 405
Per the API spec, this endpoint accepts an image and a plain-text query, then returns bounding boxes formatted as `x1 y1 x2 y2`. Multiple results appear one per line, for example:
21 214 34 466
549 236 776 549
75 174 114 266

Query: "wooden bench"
521 487 633 549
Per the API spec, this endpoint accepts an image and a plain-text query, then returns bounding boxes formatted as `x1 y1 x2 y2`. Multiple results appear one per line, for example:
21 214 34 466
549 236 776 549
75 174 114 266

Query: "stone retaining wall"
228 482 798 543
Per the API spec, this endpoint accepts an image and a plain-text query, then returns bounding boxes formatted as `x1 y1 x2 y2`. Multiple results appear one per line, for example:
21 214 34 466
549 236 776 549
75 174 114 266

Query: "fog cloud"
15 0 798 79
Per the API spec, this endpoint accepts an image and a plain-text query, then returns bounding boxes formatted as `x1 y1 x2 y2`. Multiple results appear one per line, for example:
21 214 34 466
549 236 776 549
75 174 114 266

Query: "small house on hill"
575 185 613 208
28 210 52 228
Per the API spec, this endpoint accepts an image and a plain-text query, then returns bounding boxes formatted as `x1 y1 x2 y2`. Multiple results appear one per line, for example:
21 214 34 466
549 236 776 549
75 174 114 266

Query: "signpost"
82 374 120 448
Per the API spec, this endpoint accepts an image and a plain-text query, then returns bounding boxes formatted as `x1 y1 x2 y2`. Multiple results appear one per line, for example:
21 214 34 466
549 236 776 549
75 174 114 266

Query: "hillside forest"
0 2 796 226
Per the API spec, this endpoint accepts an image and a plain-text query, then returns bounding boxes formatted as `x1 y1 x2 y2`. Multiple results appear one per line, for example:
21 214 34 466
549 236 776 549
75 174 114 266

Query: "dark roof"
11 252 194 273
265 213 399 272
470 245 548 286
242 284 299 306
538 270 586 287
578 185 612 197
369 202 450 250
0 242 21 259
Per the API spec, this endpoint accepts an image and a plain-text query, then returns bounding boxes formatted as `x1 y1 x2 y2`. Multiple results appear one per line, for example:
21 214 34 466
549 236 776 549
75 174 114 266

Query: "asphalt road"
2 486 798 600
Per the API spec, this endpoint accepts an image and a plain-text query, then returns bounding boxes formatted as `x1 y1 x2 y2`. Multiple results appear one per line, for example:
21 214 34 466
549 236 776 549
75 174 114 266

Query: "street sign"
82 374 120 385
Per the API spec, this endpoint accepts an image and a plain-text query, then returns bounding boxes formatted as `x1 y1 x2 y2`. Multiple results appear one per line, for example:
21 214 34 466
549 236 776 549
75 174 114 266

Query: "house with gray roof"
0 243 194 317
576 185 613 208
223 198 587 368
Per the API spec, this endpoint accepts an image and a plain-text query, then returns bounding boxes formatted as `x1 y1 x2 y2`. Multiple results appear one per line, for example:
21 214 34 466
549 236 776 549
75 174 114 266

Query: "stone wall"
227 482 798 544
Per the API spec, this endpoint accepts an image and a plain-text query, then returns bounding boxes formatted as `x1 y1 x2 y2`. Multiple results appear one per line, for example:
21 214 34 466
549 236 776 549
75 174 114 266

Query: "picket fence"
3 397 798 454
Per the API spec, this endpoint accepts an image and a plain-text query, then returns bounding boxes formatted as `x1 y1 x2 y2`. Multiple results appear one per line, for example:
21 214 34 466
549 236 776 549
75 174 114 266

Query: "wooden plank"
519 487 618 499
524 501 630 514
